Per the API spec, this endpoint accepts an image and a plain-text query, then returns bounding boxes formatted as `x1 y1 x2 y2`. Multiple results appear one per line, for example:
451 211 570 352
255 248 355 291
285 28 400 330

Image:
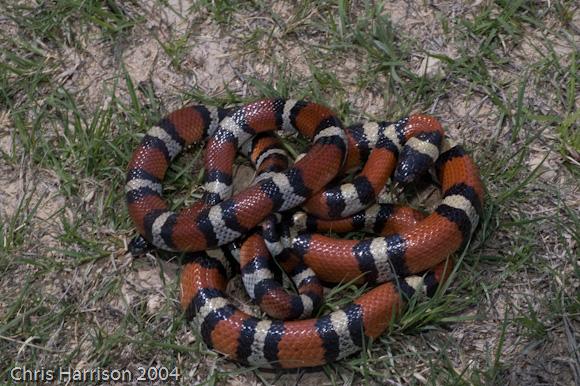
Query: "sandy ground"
1 1 578 385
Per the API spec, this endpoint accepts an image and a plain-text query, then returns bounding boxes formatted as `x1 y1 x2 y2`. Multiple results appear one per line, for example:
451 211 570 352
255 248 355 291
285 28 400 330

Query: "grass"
1 0 578 385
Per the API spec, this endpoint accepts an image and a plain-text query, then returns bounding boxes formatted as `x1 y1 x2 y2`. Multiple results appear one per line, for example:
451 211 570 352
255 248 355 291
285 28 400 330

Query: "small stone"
415 55 445 78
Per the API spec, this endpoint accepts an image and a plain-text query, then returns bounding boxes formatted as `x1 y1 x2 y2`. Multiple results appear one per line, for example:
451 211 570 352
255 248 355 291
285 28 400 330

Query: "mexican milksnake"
126 99 484 368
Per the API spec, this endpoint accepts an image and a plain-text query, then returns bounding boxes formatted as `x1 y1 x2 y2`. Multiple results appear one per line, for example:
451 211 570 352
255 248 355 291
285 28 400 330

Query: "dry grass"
0 1 578 385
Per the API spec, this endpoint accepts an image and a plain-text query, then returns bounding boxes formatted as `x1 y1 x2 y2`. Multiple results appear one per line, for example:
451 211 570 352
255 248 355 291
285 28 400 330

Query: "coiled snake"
126 99 484 368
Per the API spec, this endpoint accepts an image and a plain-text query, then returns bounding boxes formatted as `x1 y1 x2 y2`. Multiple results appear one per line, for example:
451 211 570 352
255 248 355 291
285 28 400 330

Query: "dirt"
1 0 578 385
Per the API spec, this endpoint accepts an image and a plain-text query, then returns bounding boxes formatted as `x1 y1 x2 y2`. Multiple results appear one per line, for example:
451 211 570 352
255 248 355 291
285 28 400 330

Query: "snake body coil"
126 99 484 368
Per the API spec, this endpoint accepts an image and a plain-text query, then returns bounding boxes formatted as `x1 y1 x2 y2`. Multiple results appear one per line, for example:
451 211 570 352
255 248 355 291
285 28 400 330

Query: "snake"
126 98 484 368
